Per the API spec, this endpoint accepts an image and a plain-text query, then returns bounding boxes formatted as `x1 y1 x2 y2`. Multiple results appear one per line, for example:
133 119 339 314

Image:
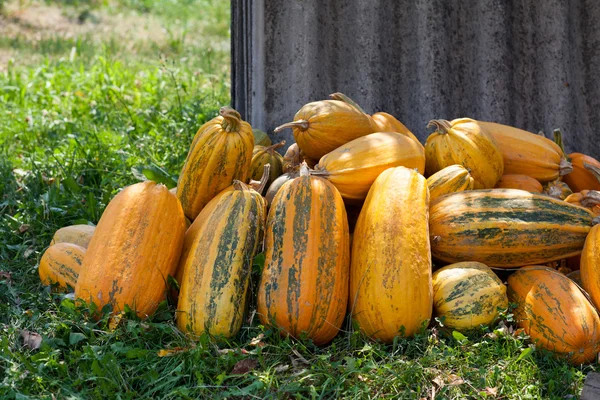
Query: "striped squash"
563 153 600 192
494 174 543 193
75 181 186 318
508 265 600 364
581 221 600 312
429 189 596 268
274 99 376 160
250 141 285 192
432 262 507 331
425 118 504 189
257 164 350 345
313 132 425 202
479 121 572 182
350 167 432 342
39 243 86 291
426 165 474 201
50 224 95 248
177 181 266 338
177 107 254 220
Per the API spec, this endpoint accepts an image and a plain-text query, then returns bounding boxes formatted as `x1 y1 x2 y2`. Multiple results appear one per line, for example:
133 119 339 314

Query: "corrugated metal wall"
232 0 600 157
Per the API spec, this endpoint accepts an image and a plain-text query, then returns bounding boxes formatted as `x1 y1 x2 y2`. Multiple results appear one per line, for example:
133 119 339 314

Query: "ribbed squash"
494 174 543 193
479 121 572 182
543 178 573 200
250 141 285 191
313 132 425 202
581 222 600 312
565 190 600 216
177 107 254 220
508 266 600 364
75 181 186 318
432 262 507 331
39 243 86 291
50 224 96 248
426 165 474 201
350 167 432 342
177 181 266 338
563 153 600 192
252 129 271 146
424 119 503 189
429 189 596 268
274 100 376 160
282 143 317 172
257 164 350 345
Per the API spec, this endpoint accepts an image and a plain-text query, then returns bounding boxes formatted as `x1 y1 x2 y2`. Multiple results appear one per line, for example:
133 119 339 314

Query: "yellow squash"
350 166 432 342
425 118 504 189
50 224 96 248
426 165 475 201
177 181 266 338
250 141 285 191
177 107 254 220
314 132 425 202
39 243 86 291
580 220 600 311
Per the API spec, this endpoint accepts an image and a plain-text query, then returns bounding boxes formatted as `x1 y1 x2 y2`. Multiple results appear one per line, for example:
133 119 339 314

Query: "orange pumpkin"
494 174 543 193
563 153 600 192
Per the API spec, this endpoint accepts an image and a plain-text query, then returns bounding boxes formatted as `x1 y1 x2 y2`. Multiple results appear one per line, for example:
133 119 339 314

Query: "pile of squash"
40 94 600 365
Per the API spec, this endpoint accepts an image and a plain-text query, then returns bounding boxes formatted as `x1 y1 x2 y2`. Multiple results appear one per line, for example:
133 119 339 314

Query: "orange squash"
580 221 600 312
565 190 600 216
494 174 543 193
50 224 96 248
313 132 425 202
177 107 254 220
75 181 186 318
479 121 571 182
39 243 86 291
257 164 350 345
508 265 600 364
424 119 503 189
426 165 475 201
350 167 432 342
274 98 376 160
563 153 600 192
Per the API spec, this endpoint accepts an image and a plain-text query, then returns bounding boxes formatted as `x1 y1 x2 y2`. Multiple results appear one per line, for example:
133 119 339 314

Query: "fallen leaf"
274 364 289 373
20 330 42 350
357 374 370 382
108 312 125 331
18 224 30 233
432 376 445 388
291 348 309 365
24 247 35 259
447 374 464 386
249 333 265 347
231 358 258 375
484 387 498 396
218 348 235 355
157 346 195 357
0 271 12 282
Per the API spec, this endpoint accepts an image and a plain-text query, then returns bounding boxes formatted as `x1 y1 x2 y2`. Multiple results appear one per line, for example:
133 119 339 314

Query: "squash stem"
220 107 243 133
427 119 451 134
266 140 286 154
559 159 574 176
581 190 600 208
274 120 309 133
553 129 569 160
257 164 271 193
299 161 310 177
584 162 600 184
328 92 368 114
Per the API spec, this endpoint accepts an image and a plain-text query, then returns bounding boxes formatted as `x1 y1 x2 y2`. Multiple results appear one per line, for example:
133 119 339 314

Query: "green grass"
0 1 597 398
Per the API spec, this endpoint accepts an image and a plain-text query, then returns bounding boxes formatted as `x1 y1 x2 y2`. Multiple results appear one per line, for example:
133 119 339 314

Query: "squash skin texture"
426 164 474 202
177 107 254 220
429 189 595 268
276 100 377 160
494 174 543 193
425 118 503 189
250 143 285 191
350 167 432 342
508 266 600 365
581 225 600 312
563 153 600 192
177 183 266 338
257 170 350 345
315 132 425 202
39 243 86 290
371 112 423 150
75 181 186 318
480 121 569 182
432 262 507 331
50 224 96 248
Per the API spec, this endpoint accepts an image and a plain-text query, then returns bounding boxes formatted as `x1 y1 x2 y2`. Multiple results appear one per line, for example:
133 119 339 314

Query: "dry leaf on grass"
484 387 498 396
447 374 465 386
231 358 258 375
157 346 196 357
20 330 42 350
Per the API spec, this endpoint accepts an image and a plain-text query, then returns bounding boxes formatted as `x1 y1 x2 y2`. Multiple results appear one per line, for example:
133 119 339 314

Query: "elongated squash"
50 225 95 248
350 167 432 342
39 243 86 291
580 221 600 312
494 174 543 193
508 265 600 364
429 189 596 268
75 181 186 318
257 164 350 345
432 262 507 331
479 121 572 182
274 100 376 160
426 165 474 201
563 153 600 192
250 141 285 192
565 191 600 216
425 119 503 189
177 107 254 220
313 132 425 202
177 181 266 338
